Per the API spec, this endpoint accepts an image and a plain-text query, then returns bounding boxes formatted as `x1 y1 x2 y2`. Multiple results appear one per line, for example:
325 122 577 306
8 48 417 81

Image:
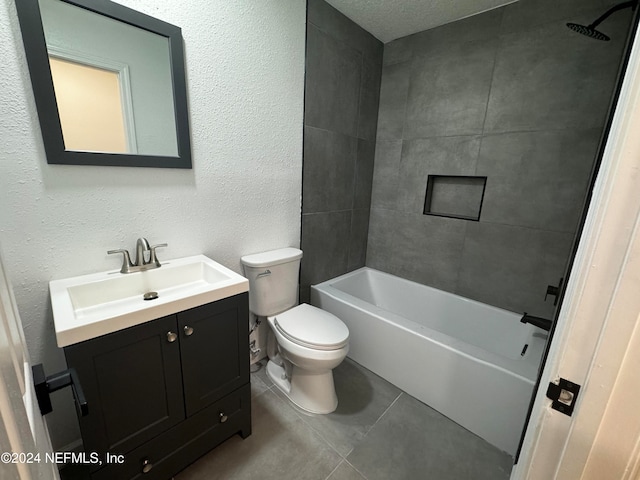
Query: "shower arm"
589 0 637 28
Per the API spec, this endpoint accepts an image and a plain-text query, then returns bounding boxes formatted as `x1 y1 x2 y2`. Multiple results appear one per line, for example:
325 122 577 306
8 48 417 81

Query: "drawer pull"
166 331 178 343
141 458 153 474
183 325 194 336
219 412 228 423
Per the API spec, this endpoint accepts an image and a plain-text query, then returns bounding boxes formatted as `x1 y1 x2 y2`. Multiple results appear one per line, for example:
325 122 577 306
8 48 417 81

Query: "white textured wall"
0 0 306 450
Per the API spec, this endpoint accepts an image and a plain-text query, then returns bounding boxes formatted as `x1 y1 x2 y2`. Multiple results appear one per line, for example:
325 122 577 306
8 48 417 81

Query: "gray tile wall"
301 0 383 302
368 0 633 317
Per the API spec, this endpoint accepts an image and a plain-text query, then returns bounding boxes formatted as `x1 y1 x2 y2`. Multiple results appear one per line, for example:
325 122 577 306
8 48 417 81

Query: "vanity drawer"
91 384 251 480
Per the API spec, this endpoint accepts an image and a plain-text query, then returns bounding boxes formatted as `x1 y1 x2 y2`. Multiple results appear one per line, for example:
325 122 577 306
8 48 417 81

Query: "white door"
0 247 58 480
511 14 640 480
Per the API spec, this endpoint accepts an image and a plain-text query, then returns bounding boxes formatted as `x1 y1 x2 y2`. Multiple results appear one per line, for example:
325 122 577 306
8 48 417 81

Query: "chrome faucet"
108 237 167 274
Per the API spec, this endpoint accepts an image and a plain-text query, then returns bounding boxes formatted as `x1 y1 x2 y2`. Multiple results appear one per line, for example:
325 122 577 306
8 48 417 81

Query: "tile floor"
175 358 513 480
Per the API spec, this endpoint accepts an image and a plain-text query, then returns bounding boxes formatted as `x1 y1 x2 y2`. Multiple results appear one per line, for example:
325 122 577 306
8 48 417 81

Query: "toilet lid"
273 304 349 350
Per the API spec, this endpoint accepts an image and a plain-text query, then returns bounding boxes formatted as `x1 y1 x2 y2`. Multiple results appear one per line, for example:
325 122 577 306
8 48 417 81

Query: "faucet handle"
149 244 167 268
107 249 134 273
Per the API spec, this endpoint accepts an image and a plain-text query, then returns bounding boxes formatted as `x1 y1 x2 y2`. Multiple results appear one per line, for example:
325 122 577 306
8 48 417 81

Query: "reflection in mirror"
49 55 131 153
15 0 191 168
39 0 178 156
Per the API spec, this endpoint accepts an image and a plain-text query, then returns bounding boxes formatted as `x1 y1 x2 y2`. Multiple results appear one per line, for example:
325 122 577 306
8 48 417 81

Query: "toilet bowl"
240 248 350 414
266 303 349 414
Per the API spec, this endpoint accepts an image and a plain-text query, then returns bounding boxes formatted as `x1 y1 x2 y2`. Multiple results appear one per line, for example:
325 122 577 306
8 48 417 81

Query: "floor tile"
346 393 513 480
273 359 402 457
176 390 342 480
326 460 367 480
251 359 273 387
250 368 271 398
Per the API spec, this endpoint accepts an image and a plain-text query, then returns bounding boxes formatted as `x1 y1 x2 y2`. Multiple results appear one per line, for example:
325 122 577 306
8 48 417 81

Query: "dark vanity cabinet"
64 293 251 479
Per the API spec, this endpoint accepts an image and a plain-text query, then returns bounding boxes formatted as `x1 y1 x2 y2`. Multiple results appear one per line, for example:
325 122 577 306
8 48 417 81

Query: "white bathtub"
310 267 546 456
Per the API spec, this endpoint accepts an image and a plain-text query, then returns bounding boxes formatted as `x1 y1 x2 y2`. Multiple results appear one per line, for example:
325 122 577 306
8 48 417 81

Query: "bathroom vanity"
64 294 250 478
49 255 251 479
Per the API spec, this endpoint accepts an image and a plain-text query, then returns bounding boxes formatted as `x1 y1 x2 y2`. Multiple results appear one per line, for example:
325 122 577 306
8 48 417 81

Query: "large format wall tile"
303 126 357 214
484 12 629 134
397 136 481 214
358 58 383 141
382 7 502 67
354 139 376 209
477 129 599 232
367 209 467 292
404 39 498 139
391 213 467 292
500 0 616 35
376 62 411 140
305 24 362 137
407 8 503 60
368 0 627 316
383 36 413 66
370 140 402 210
302 1 382 291
366 208 397 273
307 0 383 64
348 209 370 270
301 211 352 287
456 222 573 317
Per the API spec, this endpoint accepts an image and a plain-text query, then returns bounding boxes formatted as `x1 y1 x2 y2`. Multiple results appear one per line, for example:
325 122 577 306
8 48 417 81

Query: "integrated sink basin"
50 255 249 347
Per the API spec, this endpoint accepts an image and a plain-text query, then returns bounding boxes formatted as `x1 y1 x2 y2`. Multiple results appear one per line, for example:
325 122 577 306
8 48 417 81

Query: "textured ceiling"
324 0 518 43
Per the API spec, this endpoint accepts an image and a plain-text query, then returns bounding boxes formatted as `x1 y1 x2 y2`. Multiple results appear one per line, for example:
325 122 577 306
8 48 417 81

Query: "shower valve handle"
545 277 564 306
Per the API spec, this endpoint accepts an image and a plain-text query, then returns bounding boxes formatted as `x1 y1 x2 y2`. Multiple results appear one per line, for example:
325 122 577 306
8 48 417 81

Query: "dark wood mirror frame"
15 0 192 168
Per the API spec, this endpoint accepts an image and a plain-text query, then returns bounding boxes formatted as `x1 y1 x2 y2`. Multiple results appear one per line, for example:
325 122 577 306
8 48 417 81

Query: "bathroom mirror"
15 0 192 168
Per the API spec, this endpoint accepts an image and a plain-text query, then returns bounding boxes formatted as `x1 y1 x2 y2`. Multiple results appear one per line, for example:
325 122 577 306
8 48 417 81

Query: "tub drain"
143 291 159 301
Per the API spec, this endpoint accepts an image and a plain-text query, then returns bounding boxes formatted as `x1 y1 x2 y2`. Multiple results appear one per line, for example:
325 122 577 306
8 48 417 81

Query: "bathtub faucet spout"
521 313 552 332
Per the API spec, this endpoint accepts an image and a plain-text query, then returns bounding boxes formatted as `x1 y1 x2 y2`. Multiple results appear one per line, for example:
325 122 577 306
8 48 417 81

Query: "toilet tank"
240 247 303 317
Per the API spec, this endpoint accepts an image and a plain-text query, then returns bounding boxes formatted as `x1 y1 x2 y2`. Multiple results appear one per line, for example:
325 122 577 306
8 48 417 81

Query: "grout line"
369 205 576 235
365 391 403 434
344 458 370 480
382 125 602 143
304 124 360 138
324 459 345 480
303 209 356 216
267 386 348 460
478 17 503 142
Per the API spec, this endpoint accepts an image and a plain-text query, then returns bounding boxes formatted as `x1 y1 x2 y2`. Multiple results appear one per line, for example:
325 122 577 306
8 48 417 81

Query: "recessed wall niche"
423 175 487 221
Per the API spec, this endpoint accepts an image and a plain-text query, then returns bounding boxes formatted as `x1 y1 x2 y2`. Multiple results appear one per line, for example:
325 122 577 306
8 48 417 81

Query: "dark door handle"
545 277 564 306
33 364 88 417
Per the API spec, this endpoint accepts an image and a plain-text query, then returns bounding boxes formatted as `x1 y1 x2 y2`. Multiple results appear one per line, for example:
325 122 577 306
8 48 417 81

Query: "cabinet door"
178 293 249 416
64 315 184 456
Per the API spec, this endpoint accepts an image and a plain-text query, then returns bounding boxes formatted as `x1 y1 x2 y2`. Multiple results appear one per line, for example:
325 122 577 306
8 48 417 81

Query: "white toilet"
241 247 349 414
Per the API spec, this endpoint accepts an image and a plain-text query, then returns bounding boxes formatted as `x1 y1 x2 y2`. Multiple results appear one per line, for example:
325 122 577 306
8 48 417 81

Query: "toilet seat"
271 304 349 351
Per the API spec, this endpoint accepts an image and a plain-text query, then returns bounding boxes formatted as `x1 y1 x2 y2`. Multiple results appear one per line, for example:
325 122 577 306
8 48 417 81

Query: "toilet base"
266 360 338 414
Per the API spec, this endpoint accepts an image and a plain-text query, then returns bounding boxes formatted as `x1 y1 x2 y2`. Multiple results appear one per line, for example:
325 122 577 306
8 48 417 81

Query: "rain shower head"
566 0 637 41
566 22 610 41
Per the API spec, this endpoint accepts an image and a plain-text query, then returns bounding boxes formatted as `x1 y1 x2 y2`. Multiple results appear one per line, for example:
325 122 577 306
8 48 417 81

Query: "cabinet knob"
141 458 153 474
183 325 194 336
166 331 178 343
219 412 228 423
